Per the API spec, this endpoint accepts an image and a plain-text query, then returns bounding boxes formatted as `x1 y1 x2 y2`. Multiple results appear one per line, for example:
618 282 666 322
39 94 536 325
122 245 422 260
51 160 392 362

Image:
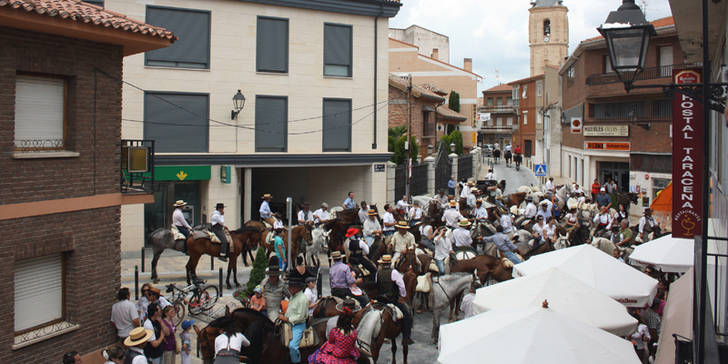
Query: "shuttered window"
324 24 352 77
255 96 287 152
144 92 209 153
14 75 66 150
145 6 210 69
322 99 351 151
15 255 63 332
256 17 289 73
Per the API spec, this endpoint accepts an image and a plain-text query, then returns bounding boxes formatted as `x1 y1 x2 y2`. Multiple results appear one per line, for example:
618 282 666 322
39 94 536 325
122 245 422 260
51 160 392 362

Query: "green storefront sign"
153 166 211 181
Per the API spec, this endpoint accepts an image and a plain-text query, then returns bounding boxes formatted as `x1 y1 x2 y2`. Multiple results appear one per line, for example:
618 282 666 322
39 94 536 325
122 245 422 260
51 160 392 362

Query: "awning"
655 269 693 364
650 181 672 212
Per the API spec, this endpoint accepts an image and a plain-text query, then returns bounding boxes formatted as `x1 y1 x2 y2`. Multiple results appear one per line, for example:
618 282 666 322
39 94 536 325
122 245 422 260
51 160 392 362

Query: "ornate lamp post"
231 90 246 120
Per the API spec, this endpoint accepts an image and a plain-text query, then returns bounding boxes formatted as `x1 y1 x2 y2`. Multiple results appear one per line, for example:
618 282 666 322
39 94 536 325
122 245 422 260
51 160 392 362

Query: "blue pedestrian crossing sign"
534 164 547 177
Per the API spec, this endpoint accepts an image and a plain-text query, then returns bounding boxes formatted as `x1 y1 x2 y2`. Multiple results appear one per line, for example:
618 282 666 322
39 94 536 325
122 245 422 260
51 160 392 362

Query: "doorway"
524 139 532 157
598 161 630 192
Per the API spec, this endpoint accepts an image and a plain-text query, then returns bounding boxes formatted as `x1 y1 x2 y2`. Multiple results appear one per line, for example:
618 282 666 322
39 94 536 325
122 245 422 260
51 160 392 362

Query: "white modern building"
104 0 402 251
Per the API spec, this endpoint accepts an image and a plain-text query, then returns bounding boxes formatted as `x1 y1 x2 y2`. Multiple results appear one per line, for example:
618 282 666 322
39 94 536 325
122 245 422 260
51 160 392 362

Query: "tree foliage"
439 129 464 155
448 91 461 113
245 246 268 296
388 126 419 165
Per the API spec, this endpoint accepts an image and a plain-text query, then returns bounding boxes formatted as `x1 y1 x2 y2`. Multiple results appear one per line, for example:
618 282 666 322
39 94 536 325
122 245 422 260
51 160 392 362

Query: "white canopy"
438 305 641 364
472 268 638 336
655 269 693 364
513 244 658 307
629 235 694 273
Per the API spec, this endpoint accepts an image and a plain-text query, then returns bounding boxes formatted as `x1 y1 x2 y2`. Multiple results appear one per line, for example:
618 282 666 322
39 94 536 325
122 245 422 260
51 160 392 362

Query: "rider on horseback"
313 202 331 228
452 219 476 255
482 225 522 265
375 255 414 345
390 221 417 269
329 251 369 308
211 203 230 262
278 277 308 364
442 200 464 228
260 194 275 226
297 202 314 226
638 208 660 241
362 209 382 248
172 200 192 239
346 228 376 277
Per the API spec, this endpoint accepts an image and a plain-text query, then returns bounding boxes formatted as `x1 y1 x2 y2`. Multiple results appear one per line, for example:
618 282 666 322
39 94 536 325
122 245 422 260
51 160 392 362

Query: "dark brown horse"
324 208 360 253
234 220 269 266
502 192 527 208
261 225 313 264
451 254 513 283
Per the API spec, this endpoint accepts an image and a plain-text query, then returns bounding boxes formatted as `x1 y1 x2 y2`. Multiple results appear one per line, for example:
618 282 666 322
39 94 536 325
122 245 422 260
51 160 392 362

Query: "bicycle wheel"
172 301 185 327
196 285 219 312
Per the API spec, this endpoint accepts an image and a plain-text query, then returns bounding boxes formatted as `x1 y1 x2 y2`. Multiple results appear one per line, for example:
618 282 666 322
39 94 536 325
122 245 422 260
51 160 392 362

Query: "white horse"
429 272 474 343
310 227 330 266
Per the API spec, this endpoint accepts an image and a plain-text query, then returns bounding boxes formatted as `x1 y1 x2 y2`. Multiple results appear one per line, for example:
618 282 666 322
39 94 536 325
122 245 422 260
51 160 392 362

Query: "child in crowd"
304 276 318 315
180 319 194 364
249 285 267 317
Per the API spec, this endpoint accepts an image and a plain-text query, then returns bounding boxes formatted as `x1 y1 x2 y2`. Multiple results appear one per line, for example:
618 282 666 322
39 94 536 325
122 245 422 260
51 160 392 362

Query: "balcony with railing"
586 63 701 86
479 120 518 134
121 139 154 195
481 104 516 114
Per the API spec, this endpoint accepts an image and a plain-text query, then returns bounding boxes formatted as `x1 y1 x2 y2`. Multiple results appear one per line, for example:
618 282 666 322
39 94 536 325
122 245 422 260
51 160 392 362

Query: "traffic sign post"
534 164 547 177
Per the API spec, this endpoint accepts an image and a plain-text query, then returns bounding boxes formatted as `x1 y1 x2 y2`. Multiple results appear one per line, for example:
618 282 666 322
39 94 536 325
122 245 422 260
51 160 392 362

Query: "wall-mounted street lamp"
231 90 246 120
449 142 455 153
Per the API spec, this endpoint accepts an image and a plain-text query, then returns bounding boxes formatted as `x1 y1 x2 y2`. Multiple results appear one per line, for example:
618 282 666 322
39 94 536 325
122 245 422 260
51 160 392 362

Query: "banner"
672 69 704 238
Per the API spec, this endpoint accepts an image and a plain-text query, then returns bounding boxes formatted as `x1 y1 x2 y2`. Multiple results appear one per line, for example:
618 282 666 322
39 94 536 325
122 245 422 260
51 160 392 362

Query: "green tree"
245 246 268 297
438 130 464 155
448 91 460 113
388 126 419 165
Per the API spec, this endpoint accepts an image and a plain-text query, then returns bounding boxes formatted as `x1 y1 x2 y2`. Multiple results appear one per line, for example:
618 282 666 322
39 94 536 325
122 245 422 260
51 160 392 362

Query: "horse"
357 303 409 364
504 150 512 167
262 225 313 265
428 272 474 344
323 208 360 253
235 220 269 266
502 192 527 208
196 308 330 364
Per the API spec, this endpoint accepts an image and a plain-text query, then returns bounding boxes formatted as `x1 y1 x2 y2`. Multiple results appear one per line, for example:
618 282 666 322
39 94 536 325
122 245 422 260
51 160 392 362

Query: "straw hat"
367 209 378 216
124 327 153 347
173 200 187 207
448 200 458 207
378 254 393 264
457 219 471 227
331 251 343 260
335 298 362 314
395 221 409 229
262 193 273 199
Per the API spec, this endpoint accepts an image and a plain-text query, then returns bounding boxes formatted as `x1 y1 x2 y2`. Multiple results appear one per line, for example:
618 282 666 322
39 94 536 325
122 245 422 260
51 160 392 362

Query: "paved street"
482 156 540 194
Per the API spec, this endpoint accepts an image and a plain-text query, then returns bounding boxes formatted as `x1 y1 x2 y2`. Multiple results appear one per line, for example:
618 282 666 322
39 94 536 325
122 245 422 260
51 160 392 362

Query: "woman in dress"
308 299 362 364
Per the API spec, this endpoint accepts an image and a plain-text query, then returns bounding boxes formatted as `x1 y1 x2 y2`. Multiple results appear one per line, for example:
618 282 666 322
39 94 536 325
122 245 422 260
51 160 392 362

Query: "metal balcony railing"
121 139 154 194
481 105 516 113
586 63 702 86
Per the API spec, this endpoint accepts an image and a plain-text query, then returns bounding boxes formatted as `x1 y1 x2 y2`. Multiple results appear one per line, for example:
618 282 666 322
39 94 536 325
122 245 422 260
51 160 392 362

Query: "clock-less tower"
529 0 568 76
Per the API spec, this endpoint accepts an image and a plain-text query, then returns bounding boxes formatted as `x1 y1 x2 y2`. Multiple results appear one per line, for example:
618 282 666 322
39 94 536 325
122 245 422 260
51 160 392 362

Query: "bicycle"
166 279 219 326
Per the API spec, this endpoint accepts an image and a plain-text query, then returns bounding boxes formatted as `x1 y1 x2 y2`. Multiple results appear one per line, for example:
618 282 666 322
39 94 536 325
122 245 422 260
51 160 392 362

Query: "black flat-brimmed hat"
288 277 306 287
335 298 362 313
265 266 281 276
216 203 225 209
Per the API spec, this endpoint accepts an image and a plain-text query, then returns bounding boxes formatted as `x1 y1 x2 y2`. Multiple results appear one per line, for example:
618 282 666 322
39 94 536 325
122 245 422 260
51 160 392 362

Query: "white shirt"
304 287 317 315
273 218 284 229
313 208 330 224
363 218 381 236
127 347 147 364
565 212 578 224
442 208 464 227
638 215 657 233
215 332 251 354
259 200 272 219
500 214 514 233
434 234 452 260
409 207 422 220
524 202 537 218
172 208 191 229
505 145 511 152
545 180 554 191
460 185 470 199
396 199 409 212
143 318 157 341
461 292 476 318
533 222 545 240
466 194 477 208
452 227 472 248
420 224 433 240
358 208 368 224
211 210 225 227
110 299 138 338
486 172 495 180
136 296 150 322
474 207 488 221
543 224 556 240
631 323 651 350
594 213 610 226
382 212 395 231
298 209 313 225
434 193 449 207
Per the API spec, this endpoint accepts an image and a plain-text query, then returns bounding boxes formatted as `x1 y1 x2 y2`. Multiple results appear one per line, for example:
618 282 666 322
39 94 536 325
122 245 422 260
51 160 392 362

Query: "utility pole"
406 74 412 202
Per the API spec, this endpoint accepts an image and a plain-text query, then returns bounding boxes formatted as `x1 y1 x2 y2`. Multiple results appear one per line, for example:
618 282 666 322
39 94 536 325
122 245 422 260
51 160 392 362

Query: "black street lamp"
597 0 655 90
231 90 246 120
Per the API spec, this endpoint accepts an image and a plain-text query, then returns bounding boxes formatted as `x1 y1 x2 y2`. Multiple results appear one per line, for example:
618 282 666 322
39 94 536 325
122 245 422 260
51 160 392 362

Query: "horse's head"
195 324 220 363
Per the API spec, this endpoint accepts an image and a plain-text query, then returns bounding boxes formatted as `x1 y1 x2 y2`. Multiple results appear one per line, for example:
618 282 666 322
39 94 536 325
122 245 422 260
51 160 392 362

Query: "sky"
389 0 673 92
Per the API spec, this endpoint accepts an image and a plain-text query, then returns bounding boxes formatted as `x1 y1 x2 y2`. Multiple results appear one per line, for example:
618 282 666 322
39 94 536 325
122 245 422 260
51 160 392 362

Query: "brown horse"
357 303 409 364
451 254 513 283
261 225 313 263
502 192 527 208
324 208 360 253
234 220 269 266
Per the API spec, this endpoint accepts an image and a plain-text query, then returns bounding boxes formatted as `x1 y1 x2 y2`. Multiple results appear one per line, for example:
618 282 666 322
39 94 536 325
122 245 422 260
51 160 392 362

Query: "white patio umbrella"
629 234 694 273
472 268 638 336
513 244 658 307
438 304 641 364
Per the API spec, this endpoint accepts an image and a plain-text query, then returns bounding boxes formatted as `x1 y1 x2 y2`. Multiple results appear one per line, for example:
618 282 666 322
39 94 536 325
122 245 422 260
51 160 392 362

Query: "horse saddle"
416 272 433 293
265 230 276 245
454 249 477 261
371 302 404 322
170 225 186 241
281 322 319 349
191 230 232 246
357 264 371 277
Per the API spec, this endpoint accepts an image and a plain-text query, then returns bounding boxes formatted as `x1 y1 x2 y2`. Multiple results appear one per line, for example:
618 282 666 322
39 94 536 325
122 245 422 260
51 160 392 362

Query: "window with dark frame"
256 17 289 73
322 98 352 151
324 23 353 77
255 96 288 152
144 92 209 153
145 6 210 69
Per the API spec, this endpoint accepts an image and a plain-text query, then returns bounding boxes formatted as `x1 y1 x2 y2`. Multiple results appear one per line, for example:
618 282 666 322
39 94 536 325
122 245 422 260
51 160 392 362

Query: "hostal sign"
671 69 704 238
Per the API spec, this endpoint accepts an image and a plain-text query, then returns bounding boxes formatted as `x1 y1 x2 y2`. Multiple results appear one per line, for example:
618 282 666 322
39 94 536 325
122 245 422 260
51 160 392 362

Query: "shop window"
145 6 210 69
652 178 671 199
257 17 289 73
324 23 353 77
255 96 288 152
14 75 66 151
144 92 209 153
322 98 352 151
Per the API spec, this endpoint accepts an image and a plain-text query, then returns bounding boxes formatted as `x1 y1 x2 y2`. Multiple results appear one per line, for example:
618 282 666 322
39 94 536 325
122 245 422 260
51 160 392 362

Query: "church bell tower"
529 0 569 76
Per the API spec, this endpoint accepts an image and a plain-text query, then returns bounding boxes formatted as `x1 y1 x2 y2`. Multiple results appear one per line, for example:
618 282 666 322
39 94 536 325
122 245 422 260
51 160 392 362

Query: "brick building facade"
0 1 171 361
479 84 516 148
559 17 681 208
509 74 545 160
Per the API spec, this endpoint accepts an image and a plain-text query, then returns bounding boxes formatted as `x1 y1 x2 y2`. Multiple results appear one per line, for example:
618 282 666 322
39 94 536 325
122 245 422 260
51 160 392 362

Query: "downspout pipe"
373 5 383 150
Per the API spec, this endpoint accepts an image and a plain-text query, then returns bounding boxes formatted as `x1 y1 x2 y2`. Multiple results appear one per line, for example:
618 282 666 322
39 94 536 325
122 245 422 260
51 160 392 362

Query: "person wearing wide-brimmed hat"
408 200 423 227
313 202 331 226
362 209 382 247
308 298 362 364
260 194 275 226
473 199 488 223
524 196 537 218
328 251 368 308
452 219 476 255
638 207 660 242
442 200 464 228
374 255 414 345
345 228 376 278
210 202 230 261
124 327 154 364
389 221 416 269
433 189 449 208
261 265 289 323
171 200 192 239
279 277 308 364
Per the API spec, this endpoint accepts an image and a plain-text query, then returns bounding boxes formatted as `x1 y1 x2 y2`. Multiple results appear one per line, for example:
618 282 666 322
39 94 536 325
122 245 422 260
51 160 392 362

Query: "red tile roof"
584 16 674 42
484 84 512 92
0 0 175 41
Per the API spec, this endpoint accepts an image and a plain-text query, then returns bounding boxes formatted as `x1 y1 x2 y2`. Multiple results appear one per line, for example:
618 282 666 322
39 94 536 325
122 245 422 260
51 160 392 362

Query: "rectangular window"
257 17 289 73
512 85 520 100
423 111 434 136
496 98 503 106
522 111 528 125
522 85 528 99
496 117 502 126
581 159 585 186
604 55 614 73
322 99 352 151
536 82 543 97
506 116 513 126
144 92 209 153
506 97 513 105
658 46 673 77
487 98 494 106
145 6 210 69
567 66 575 80
324 23 353 77
255 96 288 152
15 255 64 332
14 75 66 150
